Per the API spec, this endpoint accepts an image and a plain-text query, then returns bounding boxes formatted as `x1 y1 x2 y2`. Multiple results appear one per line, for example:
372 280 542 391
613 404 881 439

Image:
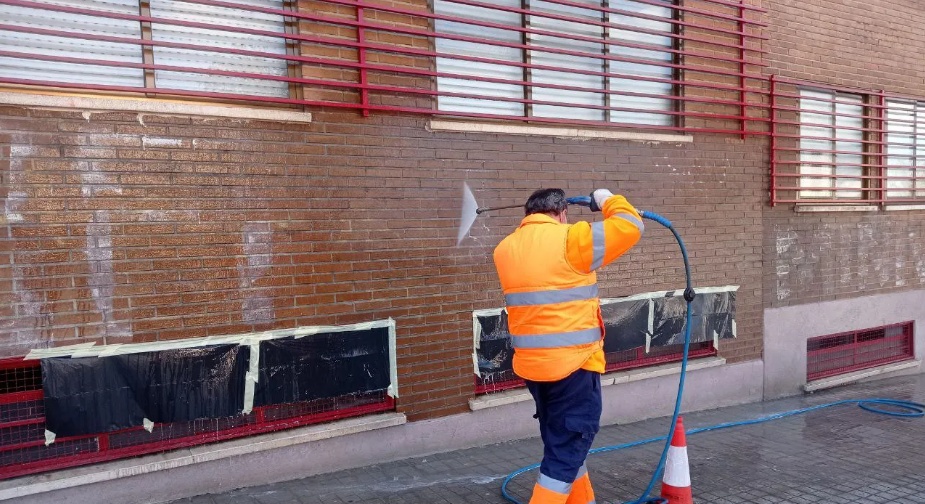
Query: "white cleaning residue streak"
239 222 275 323
142 136 184 149
86 211 131 343
4 139 48 348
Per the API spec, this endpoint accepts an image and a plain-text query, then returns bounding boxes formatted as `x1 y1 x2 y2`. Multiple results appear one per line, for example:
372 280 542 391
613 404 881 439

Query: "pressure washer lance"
476 196 599 215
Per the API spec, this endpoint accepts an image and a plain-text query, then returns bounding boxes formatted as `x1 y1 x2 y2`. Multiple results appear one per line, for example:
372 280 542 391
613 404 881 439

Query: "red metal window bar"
770 76 925 205
0 0 769 135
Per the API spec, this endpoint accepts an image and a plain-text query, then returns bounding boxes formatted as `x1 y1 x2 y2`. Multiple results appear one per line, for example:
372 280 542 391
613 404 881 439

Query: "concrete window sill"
0 412 405 502
428 119 694 143
469 356 726 411
0 91 312 123
803 360 921 393
794 205 879 213
795 204 925 213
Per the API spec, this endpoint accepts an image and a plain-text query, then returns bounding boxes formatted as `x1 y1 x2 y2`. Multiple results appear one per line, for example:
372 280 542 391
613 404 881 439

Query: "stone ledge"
803 360 921 393
0 91 312 123
469 356 727 411
428 119 693 143
0 412 405 501
794 205 878 213
883 204 925 211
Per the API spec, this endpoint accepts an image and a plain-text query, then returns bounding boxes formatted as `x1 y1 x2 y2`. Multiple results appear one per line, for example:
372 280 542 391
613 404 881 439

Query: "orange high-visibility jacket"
493 195 644 382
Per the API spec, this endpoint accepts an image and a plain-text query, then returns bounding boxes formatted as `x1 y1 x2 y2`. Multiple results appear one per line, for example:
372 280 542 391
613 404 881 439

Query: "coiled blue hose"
500 210 925 504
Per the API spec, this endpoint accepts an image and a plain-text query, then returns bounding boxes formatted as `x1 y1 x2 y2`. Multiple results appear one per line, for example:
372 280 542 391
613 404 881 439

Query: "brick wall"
768 0 925 94
764 0 925 309
0 104 765 420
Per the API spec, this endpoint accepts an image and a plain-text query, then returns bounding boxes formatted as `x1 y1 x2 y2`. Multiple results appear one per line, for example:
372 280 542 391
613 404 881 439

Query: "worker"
492 188 644 504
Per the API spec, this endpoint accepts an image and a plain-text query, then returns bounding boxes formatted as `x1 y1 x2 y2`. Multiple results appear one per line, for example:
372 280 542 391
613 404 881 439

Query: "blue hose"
500 210 925 504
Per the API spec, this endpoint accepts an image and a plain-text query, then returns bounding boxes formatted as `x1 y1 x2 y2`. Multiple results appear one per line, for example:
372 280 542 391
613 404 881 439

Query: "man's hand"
589 189 614 212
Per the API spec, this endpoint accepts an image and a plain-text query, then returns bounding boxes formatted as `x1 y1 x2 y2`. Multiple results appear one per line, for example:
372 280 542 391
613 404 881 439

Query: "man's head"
525 188 568 223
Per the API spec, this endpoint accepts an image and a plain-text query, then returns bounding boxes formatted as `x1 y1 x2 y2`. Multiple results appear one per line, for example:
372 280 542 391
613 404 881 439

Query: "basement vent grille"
806 321 914 381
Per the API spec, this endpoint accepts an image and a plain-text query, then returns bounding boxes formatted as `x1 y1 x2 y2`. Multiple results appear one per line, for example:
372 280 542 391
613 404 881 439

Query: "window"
0 320 397 479
0 0 291 98
885 100 925 200
433 0 675 126
473 287 733 395
773 82 925 206
798 89 865 200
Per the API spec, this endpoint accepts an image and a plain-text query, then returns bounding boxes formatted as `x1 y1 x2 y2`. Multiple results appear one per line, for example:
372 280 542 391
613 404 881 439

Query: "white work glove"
590 189 614 212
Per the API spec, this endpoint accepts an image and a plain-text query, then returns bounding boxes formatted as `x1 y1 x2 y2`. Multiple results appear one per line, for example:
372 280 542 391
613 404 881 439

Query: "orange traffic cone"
660 416 693 504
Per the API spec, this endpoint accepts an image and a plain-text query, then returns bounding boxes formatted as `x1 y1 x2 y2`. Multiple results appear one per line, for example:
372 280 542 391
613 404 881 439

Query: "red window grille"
770 76 925 205
0 357 394 480
475 340 717 394
806 321 915 381
0 0 769 136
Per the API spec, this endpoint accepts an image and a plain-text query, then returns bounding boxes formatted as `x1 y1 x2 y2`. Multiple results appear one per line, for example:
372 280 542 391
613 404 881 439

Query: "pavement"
171 373 925 504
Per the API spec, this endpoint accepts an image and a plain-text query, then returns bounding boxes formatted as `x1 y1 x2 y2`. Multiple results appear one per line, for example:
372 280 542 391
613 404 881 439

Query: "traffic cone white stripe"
662 445 690 487
660 416 693 504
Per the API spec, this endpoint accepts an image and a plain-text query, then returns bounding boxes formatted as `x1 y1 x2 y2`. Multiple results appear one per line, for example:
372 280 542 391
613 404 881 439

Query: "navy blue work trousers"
525 368 603 484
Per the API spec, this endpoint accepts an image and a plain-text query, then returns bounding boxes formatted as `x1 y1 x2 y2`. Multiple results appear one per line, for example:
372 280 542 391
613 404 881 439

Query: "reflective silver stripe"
617 212 645 234
576 464 588 479
512 327 601 349
591 221 605 271
537 473 572 494
505 285 598 307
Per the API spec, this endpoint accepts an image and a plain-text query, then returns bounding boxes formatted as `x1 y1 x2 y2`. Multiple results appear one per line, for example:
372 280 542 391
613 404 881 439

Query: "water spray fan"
457 183 594 245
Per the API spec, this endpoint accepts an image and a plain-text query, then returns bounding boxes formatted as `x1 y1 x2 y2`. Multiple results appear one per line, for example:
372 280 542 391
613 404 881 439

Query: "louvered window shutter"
149 0 289 98
0 0 144 88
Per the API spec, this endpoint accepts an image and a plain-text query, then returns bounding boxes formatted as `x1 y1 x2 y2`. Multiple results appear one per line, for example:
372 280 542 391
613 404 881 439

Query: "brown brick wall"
0 0 783 421
767 0 925 94
764 0 925 309
0 104 765 420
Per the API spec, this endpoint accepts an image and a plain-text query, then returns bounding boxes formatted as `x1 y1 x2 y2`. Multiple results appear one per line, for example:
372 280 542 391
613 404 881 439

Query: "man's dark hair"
525 188 567 216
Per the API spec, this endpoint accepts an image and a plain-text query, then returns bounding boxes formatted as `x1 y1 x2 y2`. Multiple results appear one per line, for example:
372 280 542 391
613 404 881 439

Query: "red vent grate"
806 322 914 381
475 341 717 395
0 358 394 480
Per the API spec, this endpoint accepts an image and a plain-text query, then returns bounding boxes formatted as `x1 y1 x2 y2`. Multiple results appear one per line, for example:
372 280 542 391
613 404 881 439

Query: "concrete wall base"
764 289 925 400
4 359 763 504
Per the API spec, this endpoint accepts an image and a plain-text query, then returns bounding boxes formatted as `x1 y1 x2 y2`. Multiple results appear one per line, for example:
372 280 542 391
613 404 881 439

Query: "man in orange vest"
493 188 644 504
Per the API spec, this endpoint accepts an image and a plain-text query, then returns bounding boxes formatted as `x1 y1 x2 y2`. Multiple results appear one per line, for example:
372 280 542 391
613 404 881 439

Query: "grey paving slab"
172 374 925 504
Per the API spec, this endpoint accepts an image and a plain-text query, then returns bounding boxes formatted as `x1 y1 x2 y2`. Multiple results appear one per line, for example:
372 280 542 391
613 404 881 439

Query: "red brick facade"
765 0 925 308
1 0 923 424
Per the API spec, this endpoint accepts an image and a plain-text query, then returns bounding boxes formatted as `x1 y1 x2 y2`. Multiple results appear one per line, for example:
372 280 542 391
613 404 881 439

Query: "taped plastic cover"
601 297 651 353
254 326 391 406
41 345 247 437
474 310 514 382
473 287 737 378
648 290 736 347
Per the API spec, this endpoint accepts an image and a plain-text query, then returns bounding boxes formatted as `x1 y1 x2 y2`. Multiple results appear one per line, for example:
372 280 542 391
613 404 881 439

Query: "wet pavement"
172 373 925 504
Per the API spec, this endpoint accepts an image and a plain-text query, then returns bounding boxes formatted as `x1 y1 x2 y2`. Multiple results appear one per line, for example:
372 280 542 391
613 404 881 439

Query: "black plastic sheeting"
254 327 391 407
41 345 248 437
649 290 736 347
474 290 736 378
475 310 514 385
602 298 651 353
